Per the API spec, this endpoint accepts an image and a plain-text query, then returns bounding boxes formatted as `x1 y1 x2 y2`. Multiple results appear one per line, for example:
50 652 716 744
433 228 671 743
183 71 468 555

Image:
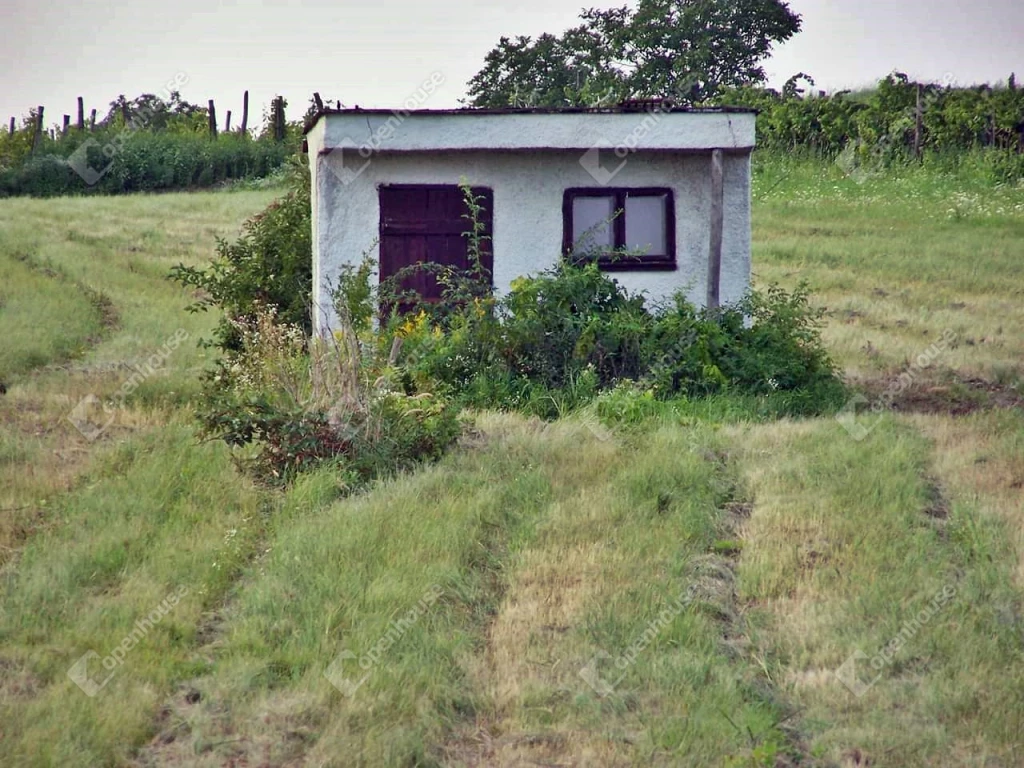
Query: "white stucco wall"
307 112 753 333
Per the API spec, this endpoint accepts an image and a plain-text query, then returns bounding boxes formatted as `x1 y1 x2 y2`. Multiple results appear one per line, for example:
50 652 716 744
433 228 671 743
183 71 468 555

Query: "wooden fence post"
77 97 85 130
89 109 97 131
225 110 232 132
240 90 249 136
707 149 724 311
273 96 286 142
914 84 923 158
31 106 44 153
208 100 218 138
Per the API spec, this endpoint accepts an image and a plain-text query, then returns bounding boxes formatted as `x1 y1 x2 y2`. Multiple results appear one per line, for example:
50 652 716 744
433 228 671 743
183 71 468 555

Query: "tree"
102 92 202 132
464 0 801 108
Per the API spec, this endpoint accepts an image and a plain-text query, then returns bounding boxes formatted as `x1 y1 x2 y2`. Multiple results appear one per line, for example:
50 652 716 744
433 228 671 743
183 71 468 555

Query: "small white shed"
304 104 756 332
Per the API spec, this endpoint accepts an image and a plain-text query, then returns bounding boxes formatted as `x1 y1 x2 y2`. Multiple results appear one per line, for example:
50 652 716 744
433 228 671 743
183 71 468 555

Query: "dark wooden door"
379 184 493 313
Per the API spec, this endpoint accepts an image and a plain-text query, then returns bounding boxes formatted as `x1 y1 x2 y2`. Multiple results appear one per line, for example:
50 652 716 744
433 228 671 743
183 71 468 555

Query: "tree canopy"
464 0 802 108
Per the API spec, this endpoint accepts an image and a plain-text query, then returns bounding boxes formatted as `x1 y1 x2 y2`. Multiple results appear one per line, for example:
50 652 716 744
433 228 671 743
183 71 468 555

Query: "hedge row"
0 131 292 197
715 73 1024 158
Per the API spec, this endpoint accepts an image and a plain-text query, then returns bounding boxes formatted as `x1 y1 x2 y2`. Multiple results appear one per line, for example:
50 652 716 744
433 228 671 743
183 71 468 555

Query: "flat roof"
303 104 758 135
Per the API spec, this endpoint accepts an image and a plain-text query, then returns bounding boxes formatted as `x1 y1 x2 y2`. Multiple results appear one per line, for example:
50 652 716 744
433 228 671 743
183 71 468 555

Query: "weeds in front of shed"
192 304 463 487
180 179 843 488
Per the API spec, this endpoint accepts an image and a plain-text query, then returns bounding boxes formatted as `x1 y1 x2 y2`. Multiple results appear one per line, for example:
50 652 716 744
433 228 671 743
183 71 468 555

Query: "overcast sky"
2 0 1021 130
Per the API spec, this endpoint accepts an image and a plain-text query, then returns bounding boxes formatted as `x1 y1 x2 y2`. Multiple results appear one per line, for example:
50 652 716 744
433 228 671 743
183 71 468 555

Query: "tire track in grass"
0 250 122 570
439 422 622 766
439 420 813 767
909 410 1024 588
132 491 283 764
1 251 119 382
130 414 565 767
727 415 1024 766
0 427 269 767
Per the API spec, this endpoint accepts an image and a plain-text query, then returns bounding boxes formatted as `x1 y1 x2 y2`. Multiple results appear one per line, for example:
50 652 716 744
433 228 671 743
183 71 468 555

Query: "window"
562 188 675 270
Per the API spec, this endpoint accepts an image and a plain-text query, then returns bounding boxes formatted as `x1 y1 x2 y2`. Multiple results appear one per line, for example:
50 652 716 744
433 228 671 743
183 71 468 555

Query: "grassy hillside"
0 159 1022 767
752 155 1024 384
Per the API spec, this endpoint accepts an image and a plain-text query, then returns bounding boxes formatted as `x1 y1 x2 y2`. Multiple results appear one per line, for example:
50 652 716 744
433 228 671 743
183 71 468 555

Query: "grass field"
0 158 1022 767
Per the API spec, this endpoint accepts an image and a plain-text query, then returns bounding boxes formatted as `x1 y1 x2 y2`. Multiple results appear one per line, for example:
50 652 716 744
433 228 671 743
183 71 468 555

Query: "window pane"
572 196 615 253
625 195 667 255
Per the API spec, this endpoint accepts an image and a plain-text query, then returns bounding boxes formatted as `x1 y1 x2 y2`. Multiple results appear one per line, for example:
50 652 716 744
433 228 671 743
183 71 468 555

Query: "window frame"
562 187 676 271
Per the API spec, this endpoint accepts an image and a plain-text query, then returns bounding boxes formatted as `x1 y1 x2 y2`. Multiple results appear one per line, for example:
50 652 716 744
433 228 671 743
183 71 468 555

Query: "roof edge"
302 104 758 136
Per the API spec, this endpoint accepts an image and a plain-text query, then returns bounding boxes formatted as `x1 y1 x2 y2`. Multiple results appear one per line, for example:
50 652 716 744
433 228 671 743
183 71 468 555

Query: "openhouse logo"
326 72 445 186
67 328 190 441
324 585 444 697
67 586 189 697
66 72 189 186
835 583 957 697
579 96 687 185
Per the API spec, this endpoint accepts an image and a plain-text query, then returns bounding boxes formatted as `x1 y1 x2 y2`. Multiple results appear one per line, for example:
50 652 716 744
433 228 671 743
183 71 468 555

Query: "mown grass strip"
0 251 108 381
0 425 266 766
730 415 1024 765
129 413 812 767
437 417 805 767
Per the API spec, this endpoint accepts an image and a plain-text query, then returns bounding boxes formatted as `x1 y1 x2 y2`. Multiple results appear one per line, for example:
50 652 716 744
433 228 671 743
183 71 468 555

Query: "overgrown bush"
386 259 843 419
170 157 312 350
197 305 462 487
173 172 463 488
353 187 842 421
183 178 841 487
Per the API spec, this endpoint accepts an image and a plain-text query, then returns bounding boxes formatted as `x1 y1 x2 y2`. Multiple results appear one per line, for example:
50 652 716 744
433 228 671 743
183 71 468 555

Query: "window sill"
571 255 678 272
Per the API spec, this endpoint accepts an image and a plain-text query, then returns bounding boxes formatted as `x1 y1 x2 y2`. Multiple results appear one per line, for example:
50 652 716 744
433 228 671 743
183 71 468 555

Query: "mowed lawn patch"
729 414 1024 765
0 189 277 565
752 155 1024 384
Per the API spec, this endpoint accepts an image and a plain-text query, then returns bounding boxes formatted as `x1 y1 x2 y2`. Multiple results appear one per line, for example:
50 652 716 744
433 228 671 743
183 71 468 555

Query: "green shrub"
645 284 839 398
173 173 462 488
498 262 650 389
0 154 75 197
333 254 377 335
354 184 843 422
198 306 462 487
170 157 312 349
188 178 842 488
382 257 843 417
